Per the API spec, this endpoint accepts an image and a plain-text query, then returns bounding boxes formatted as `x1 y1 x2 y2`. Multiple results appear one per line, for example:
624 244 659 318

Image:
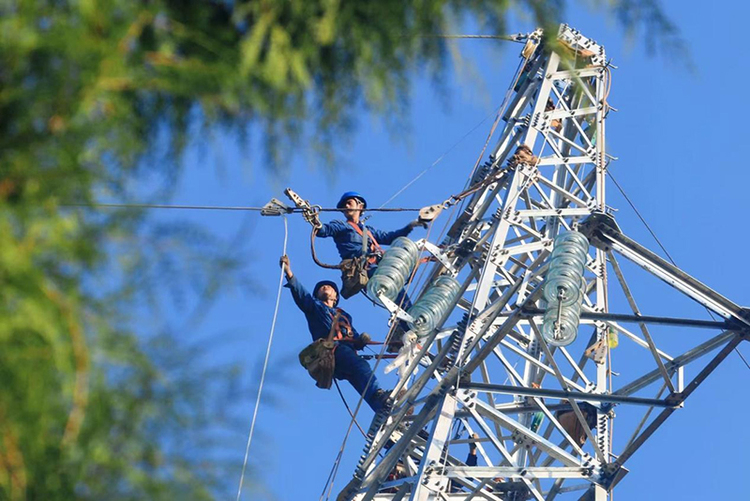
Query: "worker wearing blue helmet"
317 191 424 262
280 254 388 412
316 191 426 299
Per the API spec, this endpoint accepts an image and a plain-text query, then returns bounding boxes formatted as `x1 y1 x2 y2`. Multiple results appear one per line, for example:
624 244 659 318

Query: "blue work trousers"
334 345 382 412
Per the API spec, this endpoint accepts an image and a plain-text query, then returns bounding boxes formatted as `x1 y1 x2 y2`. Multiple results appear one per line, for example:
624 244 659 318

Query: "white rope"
236 215 288 501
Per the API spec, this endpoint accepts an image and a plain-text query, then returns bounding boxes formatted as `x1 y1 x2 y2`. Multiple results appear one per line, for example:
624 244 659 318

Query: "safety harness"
329 309 353 341
346 221 382 265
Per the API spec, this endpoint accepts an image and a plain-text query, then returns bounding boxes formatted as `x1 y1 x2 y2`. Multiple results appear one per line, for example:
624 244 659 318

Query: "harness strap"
329 309 353 341
347 221 382 262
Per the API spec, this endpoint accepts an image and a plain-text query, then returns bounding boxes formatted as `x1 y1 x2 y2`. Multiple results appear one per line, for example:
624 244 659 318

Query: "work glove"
408 219 428 230
353 332 371 350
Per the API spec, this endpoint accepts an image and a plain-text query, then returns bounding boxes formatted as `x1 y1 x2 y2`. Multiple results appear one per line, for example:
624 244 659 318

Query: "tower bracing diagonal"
336 24 750 501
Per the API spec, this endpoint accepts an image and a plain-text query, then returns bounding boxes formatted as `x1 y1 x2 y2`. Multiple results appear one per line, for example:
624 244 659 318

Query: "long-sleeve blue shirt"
284 275 363 345
316 219 413 260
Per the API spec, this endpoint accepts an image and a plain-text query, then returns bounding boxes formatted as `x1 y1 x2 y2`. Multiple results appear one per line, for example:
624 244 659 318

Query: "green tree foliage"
0 0 679 499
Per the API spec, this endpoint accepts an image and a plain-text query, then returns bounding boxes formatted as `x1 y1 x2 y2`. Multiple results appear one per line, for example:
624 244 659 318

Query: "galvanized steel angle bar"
529 319 607 464
408 394 457 500
498 339 588 393
537 155 593 166
503 217 546 242
610 334 743 477
558 345 592 388
608 239 739 321
597 320 671 361
560 163 594 202
585 218 749 326
614 330 737 397
515 208 592 218
545 105 599 121
477 359 505 440
359 345 458 481
446 466 594 480
488 120 527 168
492 239 551 264
528 394 588 459
491 345 525 385
503 56 545 121
543 129 593 162
464 404 547 501
608 251 675 392
472 397 583 469
359 377 455 500
532 175 589 208
621 381 668 455
463 262 549 373
550 67 603 81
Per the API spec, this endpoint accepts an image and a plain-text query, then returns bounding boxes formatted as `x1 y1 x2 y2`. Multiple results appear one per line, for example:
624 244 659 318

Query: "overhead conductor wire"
235 216 288 501
65 203 421 213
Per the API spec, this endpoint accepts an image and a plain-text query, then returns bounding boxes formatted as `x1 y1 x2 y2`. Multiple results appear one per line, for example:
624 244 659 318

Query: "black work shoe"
373 389 391 411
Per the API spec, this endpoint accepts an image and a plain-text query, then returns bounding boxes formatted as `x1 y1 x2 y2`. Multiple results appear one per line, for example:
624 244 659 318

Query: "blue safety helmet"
336 191 367 209
313 280 340 306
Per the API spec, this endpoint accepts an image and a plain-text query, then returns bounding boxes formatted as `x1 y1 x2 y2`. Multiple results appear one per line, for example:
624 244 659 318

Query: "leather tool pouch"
298 339 336 389
339 256 369 299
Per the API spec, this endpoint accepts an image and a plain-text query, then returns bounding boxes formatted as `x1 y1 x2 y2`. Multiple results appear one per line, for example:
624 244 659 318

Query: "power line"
61 202 421 213
378 105 503 209
411 33 526 41
607 171 676 264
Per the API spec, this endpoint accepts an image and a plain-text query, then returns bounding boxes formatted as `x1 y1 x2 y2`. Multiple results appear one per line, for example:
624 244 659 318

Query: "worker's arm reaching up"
280 254 317 314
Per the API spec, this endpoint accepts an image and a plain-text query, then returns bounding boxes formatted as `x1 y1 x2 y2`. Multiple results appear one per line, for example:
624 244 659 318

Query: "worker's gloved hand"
469 433 479 455
279 255 293 279
311 213 323 230
353 332 371 350
409 219 428 230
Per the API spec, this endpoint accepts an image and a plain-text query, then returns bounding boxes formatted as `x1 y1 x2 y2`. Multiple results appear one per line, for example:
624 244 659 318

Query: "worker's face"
341 198 364 221
317 285 338 304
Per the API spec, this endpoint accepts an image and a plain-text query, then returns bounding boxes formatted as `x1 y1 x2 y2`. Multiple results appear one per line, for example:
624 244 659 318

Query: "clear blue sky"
147 2 750 499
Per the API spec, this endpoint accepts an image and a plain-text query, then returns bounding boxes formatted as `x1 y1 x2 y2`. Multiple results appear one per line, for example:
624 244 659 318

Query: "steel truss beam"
336 24 748 501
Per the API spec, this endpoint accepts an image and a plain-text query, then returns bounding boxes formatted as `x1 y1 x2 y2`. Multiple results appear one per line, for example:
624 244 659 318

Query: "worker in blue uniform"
316 191 426 349
280 254 388 412
316 191 425 265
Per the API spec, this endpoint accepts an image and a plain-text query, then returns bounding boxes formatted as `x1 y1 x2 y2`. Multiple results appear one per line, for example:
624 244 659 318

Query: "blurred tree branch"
0 0 681 499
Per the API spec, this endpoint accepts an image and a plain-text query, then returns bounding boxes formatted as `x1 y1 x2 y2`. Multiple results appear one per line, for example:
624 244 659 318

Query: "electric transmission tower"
336 24 750 501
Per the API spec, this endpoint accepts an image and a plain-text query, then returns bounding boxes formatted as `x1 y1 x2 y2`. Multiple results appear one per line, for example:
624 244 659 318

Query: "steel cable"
235 216 288 501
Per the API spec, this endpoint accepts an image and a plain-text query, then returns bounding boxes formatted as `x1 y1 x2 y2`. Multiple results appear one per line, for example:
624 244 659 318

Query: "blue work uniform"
317 220 414 313
284 275 383 411
316 220 413 261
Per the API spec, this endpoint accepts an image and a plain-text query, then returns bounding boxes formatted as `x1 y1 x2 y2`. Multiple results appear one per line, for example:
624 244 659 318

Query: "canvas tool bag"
339 222 382 299
298 312 340 389
340 255 369 299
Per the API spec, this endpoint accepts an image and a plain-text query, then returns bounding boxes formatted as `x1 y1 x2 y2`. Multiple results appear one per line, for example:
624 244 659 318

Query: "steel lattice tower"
336 25 750 501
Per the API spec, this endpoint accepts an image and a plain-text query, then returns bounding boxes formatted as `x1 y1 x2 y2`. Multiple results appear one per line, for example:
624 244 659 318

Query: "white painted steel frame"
336 24 748 501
